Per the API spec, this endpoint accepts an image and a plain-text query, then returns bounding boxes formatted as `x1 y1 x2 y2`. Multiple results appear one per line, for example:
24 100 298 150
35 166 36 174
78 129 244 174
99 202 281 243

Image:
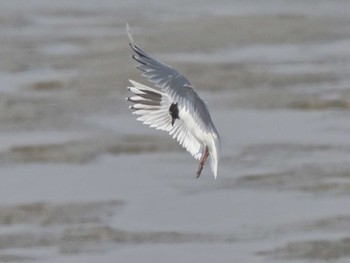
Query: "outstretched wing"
127 24 191 94
126 24 219 136
127 80 203 160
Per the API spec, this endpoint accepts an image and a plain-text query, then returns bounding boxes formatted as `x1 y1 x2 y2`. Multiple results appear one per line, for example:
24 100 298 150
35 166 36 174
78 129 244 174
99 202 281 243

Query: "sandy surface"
1 0 350 262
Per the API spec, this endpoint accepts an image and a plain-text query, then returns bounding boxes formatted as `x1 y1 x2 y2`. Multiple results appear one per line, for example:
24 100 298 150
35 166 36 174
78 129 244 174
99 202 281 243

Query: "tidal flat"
0 0 350 262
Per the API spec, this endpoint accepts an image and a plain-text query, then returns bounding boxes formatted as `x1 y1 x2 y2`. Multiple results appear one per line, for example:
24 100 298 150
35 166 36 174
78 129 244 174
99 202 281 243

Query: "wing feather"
126 25 220 177
127 27 219 137
127 80 202 159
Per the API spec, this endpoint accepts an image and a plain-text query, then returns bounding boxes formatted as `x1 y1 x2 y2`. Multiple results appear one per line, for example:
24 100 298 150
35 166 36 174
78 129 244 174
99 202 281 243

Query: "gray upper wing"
127 25 219 136
129 43 191 94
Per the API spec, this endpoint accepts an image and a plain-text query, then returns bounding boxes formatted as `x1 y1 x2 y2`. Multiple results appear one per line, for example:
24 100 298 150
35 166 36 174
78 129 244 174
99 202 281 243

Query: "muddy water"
1 0 350 262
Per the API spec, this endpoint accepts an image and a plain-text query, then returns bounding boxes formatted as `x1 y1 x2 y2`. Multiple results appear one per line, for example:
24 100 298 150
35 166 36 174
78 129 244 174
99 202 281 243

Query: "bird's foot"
196 163 204 178
195 147 209 178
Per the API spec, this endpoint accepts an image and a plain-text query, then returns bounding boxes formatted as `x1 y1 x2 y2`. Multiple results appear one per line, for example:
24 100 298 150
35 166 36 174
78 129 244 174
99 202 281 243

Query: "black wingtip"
136 65 146 72
132 55 147 65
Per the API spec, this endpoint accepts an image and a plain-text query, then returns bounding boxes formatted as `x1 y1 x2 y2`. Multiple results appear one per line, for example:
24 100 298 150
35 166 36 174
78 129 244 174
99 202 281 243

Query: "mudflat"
0 1 350 262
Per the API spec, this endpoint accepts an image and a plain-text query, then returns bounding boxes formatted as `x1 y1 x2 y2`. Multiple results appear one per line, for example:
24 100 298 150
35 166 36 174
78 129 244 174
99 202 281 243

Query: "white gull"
126 24 220 178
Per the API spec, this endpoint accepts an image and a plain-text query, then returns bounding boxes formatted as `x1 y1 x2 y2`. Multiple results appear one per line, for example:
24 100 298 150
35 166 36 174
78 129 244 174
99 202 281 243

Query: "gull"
126 24 220 178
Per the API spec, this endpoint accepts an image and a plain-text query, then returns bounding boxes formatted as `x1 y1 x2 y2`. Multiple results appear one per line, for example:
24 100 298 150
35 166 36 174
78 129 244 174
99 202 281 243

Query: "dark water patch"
259 215 350 243
0 200 124 257
0 200 123 226
302 215 350 232
171 62 337 93
302 181 350 194
0 232 57 250
159 14 347 52
225 143 350 193
4 141 98 164
60 225 218 254
0 95 74 132
239 143 335 163
235 167 350 194
30 80 64 91
292 98 350 110
106 135 182 155
0 96 46 123
258 237 350 261
0 134 182 166
0 253 36 262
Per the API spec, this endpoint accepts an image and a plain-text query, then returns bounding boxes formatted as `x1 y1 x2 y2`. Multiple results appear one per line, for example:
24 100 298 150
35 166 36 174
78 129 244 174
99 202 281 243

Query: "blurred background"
1 0 350 262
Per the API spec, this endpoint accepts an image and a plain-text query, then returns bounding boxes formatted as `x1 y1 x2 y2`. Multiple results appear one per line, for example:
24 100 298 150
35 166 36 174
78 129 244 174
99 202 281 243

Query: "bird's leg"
196 147 209 178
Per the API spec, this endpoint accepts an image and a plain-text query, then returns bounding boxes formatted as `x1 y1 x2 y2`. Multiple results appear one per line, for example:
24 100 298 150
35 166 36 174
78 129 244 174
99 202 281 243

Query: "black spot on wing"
169 102 179 126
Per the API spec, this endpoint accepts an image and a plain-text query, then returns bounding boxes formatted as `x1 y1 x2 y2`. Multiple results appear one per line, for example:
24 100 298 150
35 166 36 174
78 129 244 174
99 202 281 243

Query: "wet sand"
1 0 350 262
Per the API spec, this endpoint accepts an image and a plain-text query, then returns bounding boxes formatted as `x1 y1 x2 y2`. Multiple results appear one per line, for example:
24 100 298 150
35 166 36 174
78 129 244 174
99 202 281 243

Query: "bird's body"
126 25 220 178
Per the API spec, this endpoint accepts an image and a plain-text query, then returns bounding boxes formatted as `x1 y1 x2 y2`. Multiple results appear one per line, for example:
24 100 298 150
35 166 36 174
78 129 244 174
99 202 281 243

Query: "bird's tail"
210 134 220 179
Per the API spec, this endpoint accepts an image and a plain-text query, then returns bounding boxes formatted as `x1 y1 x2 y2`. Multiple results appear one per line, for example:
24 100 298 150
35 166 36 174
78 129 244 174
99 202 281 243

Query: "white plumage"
128 80 203 159
126 25 220 178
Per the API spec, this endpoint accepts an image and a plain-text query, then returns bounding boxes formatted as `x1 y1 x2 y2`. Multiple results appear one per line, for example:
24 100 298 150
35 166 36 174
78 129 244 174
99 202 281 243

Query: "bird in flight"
126 24 220 178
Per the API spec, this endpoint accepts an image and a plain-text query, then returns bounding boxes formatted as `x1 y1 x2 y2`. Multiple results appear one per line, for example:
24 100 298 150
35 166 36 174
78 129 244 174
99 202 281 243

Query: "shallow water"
0 1 350 262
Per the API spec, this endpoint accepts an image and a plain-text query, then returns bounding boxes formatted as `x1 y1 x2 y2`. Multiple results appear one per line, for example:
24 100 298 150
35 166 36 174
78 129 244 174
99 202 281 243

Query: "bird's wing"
127 80 203 160
127 24 219 136
127 24 191 93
